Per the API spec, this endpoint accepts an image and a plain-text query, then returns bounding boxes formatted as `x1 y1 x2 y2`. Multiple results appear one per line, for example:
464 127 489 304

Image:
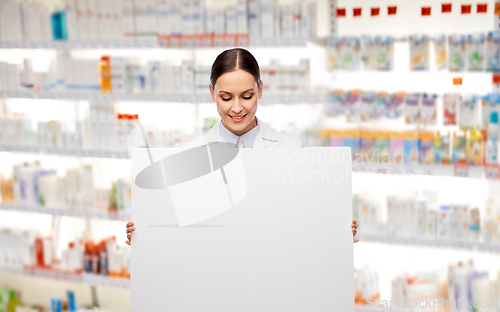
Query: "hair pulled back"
210 48 261 88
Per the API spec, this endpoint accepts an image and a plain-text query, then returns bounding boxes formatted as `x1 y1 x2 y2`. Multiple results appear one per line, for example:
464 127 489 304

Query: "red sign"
353 8 362 16
388 6 397 15
371 7 380 16
461 4 471 14
493 73 500 85
477 4 487 13
337 8 346 17
453 77 462 85
442 3 452 13
422 7 431 16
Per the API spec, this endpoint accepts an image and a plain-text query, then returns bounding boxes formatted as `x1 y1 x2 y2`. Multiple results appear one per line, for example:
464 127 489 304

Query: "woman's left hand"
352 219 359 243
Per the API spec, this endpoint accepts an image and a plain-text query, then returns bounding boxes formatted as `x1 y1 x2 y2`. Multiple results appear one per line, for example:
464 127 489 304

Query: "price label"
454 163 470 177
485 164 500 180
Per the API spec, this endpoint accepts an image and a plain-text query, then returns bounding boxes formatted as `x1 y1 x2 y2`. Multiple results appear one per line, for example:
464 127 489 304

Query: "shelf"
0 265 130 289
352 164 486 179
0 203 131 222
0 145 129 159
357 233 500 253
0 90 329 104
0 37 307 49
0 147 497 182
0 39 158 49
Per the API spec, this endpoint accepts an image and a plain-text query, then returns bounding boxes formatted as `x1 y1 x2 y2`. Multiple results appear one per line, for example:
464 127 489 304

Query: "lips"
229 114 247 123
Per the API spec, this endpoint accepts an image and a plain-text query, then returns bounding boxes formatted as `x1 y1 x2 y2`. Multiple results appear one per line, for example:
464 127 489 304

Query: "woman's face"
210 69 263 136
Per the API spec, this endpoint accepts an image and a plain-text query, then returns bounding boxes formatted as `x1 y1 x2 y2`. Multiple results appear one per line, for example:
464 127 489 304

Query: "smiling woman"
182 48 302 149
125 48 359 244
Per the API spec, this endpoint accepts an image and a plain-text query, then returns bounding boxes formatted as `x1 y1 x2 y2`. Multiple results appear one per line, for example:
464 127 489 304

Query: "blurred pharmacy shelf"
0 203 131 222
357 233 500 253
0 145 129 159
0 38 308 50
0 265 130 289
0 90 330 105
1 147 497 181
352 164 487 179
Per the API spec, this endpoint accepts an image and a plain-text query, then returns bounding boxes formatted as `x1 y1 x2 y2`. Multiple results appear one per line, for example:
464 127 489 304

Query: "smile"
229 114 247 122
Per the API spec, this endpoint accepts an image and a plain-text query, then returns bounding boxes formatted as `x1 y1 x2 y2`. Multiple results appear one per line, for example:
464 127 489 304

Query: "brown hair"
210 48 261 88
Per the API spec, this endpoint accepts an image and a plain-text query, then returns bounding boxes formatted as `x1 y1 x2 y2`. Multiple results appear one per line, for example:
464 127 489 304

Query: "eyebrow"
219 89 255 95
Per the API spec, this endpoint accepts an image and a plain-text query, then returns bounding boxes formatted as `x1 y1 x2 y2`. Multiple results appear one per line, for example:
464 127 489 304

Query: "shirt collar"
219 117 261 148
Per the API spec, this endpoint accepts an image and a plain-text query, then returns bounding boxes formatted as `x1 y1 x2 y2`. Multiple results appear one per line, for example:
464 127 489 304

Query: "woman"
126 48 359 244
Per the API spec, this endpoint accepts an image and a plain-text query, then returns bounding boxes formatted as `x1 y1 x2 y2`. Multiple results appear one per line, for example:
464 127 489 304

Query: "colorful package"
409 35 430 70
343 89 361 123
433 35 447 70
319 129 331 147
434 132 451 165
341 37 361 70
467 129 485 166
420 93 437 125
384 92 405 119
326 37 342 70
360 131 375 163
404 93 421 124
403 132 419 165
375 36 394 71
359 91 375 121
452 131 467 164
486 31 500 72
443 93 460 125
329 129 343 147
458 95 479 130
375 131 390 163
419 132 435 164
448 34 466 72
344 130 361 159
481 93 500 129
325 89 343 117
467 33 485 71
361 36 376 70
389 132 404 164
374 92 386 119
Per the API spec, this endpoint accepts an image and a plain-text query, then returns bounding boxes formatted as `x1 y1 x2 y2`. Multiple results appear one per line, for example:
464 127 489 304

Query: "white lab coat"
182 118 301 149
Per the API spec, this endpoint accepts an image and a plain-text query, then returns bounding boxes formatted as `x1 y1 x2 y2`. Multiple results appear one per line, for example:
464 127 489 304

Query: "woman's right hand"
126 221 135 246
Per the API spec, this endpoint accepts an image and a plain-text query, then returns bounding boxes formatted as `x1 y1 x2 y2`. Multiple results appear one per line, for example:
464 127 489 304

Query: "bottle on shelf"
99 56 112 93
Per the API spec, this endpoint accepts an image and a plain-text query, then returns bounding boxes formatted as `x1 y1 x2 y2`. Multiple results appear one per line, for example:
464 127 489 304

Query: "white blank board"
131 147 354 311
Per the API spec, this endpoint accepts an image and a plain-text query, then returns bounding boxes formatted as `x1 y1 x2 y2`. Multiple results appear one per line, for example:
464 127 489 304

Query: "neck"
222 116 258 136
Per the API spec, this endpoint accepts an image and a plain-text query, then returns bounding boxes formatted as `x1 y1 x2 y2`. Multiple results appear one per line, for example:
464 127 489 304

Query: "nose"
231 98 244 114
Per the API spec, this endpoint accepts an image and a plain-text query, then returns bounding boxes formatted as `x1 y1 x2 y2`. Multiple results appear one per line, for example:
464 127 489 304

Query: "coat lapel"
253 119 279 148
202 121 223 144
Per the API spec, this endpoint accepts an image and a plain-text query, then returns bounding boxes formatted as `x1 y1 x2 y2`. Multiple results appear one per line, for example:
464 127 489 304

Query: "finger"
125 241 131 246
127 233 132 240
126 221 134 227
353 238 359 243
353 224 357 229
130 227 136 233
352 219 356 224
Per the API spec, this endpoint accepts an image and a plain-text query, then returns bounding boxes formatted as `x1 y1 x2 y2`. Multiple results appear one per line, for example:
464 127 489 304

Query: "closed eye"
221 97 232 101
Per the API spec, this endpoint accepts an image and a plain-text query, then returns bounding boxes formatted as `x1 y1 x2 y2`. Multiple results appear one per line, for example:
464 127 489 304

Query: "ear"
209 84 216 102
258 80 263 99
